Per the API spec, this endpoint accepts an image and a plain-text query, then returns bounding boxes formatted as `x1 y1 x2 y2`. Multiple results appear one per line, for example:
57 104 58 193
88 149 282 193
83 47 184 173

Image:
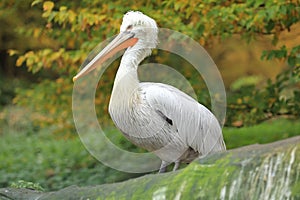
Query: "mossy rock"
1 136 300 200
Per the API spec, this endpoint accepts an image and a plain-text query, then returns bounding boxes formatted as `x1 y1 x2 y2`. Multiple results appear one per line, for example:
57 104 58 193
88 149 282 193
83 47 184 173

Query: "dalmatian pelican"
73 11 226 173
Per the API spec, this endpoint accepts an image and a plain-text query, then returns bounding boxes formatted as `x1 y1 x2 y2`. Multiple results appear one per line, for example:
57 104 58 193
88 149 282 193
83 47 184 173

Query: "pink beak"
73 32 138 82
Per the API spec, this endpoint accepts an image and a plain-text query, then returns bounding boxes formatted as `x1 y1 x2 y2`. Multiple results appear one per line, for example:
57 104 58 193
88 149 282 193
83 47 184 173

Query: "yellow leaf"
33 28 41 38
7 49 19 56
68 10 76 23
237 98 243 104
16 56 25 67
59 6 67 11
31 0 42 7
199 37 205 46
43 1 54 11
98 15 106 21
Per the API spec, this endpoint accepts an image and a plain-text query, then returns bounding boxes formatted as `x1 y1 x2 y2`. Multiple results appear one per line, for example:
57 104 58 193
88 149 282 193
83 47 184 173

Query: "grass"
0 128 141 191
0 117 299 191
223 118 300 149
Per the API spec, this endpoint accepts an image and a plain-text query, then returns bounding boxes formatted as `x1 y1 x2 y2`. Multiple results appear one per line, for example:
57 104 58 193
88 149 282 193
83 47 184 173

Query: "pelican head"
73 11 158 81
121 11 158 50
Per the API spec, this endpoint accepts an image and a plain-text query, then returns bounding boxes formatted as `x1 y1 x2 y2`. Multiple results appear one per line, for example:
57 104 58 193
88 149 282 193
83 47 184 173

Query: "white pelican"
73 11 226 173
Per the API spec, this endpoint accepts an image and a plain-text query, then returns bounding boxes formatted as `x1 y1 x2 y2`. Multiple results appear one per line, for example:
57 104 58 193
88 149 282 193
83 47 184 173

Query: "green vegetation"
1 0 300 193
223 118 300 149
0 122 141 191
0 0 298 134
1 116 299 191
2 136 299 199
10 180 44 191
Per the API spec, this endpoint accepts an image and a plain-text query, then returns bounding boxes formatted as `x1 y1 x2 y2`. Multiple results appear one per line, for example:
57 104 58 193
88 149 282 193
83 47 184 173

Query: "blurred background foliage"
0 0 300 191
1 0 299 133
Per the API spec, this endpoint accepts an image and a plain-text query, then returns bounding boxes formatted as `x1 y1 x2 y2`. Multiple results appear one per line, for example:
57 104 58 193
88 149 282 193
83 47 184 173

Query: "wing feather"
140 82 226 156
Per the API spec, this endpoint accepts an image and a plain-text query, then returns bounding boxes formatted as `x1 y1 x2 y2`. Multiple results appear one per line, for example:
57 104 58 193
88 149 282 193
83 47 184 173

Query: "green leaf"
288 56 296 67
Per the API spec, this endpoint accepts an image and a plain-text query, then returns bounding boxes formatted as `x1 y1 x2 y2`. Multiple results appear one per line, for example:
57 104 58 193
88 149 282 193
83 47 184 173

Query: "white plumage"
74 11 226 173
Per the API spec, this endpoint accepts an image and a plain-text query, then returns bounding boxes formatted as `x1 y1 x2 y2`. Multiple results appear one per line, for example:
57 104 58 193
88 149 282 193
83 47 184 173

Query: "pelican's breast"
109 88 177 150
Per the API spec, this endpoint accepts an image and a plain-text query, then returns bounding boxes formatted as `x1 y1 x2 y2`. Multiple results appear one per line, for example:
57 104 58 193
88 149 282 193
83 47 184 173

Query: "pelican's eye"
126 25 133 31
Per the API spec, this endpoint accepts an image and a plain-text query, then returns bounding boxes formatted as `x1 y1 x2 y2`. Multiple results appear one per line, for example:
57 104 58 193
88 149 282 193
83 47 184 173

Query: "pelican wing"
140 82 226 156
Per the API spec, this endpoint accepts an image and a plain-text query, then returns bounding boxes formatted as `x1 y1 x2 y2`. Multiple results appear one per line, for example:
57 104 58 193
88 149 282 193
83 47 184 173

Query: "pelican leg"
173 161 180 171
158 161 168 173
